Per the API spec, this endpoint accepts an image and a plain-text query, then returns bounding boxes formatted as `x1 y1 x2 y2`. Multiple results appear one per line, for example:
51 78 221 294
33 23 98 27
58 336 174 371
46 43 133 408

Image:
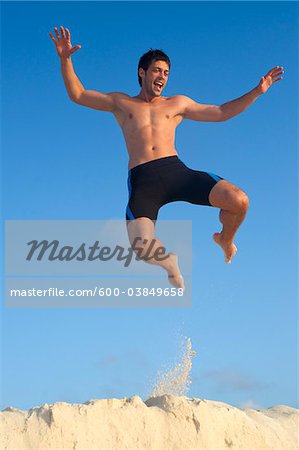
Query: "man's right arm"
49 26 116 112
60 57 116 112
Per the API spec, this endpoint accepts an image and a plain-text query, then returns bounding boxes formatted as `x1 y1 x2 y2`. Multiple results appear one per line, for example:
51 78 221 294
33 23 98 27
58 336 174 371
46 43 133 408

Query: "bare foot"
213 232 238 264
166 252 185 290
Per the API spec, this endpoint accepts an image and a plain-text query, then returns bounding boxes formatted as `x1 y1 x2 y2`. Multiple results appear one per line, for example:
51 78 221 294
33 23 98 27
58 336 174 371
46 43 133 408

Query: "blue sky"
1 1 298 410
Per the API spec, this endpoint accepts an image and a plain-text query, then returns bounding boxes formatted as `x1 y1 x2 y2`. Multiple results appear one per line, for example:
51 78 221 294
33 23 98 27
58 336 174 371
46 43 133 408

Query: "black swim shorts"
126 155 224 221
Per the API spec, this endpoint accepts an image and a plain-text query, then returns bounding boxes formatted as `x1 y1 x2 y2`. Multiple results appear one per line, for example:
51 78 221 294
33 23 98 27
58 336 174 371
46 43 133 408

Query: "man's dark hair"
138 49 171 87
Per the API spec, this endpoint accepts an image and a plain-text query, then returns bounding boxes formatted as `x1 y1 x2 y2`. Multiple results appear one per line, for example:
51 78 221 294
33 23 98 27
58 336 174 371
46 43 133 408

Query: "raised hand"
257 66 284 95
49 26 81 59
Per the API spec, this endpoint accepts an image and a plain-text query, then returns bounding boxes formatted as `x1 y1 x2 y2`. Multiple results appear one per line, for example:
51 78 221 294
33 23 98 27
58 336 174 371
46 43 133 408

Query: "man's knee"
210 181 249 213
233 191 249 214
127 217 156 244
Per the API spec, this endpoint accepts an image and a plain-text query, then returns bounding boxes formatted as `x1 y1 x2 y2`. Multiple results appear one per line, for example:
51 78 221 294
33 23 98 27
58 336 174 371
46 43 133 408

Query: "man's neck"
136 89 162 103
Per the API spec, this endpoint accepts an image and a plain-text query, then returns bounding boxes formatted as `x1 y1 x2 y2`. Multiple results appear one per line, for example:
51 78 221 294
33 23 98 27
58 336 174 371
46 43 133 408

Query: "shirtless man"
49 26 283 290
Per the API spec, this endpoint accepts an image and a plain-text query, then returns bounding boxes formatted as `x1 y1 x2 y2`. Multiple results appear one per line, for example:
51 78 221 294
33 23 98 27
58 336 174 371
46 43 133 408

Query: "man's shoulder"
168 94 193 104
110 92 147 105
109 92 131 100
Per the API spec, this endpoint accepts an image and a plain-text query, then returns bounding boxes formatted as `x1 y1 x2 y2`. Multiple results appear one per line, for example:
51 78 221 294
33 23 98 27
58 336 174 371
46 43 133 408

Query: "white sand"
152 337 196 397
1 394 298 450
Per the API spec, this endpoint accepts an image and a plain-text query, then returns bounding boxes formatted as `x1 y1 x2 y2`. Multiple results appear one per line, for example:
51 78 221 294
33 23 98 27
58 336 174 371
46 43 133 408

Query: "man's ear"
138 67 145 79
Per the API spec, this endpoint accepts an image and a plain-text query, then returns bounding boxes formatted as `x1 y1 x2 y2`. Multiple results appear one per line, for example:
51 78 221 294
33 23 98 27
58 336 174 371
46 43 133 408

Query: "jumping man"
49 26 283 290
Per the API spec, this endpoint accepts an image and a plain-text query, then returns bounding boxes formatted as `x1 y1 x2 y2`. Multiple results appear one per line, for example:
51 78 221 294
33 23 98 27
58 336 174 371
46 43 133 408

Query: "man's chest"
115 98 182 128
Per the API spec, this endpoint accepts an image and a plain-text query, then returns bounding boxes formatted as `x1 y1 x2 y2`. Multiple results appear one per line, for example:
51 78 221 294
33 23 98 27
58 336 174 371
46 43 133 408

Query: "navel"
166 114 170 119
129 113 133 119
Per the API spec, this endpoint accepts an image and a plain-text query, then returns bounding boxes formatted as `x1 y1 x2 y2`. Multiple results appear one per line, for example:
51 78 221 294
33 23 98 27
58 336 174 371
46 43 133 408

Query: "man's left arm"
183 66 284 122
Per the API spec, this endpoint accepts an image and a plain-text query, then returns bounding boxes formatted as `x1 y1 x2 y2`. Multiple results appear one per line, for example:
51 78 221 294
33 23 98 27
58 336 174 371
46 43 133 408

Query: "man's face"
139 60 170 96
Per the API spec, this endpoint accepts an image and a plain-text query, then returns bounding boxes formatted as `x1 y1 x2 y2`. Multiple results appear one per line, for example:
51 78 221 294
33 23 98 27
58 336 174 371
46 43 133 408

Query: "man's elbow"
204 105 227 122
69 89 85 104
218 116 229 122
70 95 79 104
68 94 80 104
217 106 229 122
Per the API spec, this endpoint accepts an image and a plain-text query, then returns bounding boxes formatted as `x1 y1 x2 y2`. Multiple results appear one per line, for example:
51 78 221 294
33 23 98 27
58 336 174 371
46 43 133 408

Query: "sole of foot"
213 232 238 264
167 252 185 290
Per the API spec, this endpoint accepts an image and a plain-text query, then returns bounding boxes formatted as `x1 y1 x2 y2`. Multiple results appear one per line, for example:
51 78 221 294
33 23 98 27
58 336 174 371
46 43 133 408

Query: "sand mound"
1 395 297 450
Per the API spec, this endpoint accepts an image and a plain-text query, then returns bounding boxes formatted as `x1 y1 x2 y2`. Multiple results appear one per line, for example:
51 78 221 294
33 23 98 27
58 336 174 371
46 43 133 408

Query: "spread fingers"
60 26 66 38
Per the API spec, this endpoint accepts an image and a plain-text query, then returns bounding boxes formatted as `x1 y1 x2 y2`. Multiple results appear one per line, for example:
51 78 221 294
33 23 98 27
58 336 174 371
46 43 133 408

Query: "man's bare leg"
126 217 185 289
208 180 249 263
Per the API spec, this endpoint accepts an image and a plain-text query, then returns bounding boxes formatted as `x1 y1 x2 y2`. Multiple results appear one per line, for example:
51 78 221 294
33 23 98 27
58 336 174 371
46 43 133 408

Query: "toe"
168 274 185 290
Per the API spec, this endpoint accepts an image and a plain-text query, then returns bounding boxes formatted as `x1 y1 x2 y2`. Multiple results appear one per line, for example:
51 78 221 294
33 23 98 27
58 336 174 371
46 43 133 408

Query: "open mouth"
154 81 163 90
